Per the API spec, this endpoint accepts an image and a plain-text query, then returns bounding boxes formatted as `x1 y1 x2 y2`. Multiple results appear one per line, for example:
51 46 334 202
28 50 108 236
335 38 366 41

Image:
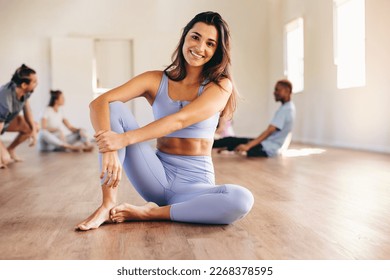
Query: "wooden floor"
0 142 389 260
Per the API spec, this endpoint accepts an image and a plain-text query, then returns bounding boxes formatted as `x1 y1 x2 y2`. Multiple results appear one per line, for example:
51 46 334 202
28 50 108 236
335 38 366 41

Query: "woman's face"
57 93 65 106
182 22 218 68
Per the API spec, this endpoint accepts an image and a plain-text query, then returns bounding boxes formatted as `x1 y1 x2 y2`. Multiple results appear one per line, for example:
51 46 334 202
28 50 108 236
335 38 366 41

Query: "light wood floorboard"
0 142 389 259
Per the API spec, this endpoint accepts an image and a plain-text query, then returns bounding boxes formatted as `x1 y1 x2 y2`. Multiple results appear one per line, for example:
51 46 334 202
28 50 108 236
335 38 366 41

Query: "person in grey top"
213 79 296 157
0 64 38 168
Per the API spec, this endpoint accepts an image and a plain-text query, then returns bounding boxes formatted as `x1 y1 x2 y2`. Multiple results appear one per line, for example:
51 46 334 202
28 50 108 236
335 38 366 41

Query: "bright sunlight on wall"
284 17 304 93
333 0 366 89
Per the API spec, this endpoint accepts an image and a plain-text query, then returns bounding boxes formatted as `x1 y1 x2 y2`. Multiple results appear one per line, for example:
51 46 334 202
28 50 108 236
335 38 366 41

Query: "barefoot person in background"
213 79 295 157
215 115 235 139
0 64 39 168
38 90 94 152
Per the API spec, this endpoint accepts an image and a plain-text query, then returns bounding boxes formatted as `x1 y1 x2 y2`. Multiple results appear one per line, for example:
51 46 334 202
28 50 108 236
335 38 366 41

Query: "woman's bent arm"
96 78 232 153
89 71 161 133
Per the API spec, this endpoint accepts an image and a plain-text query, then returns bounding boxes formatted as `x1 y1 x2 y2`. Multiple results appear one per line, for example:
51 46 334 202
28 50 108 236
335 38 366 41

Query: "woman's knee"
109 101 128 118
39 130 64 147
225 184 254 219
109 101 139 132
108 101 126 132
109 100 125 109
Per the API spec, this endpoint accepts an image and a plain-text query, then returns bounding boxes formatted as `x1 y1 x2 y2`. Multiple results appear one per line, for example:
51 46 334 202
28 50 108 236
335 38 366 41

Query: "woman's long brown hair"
164 11 238 118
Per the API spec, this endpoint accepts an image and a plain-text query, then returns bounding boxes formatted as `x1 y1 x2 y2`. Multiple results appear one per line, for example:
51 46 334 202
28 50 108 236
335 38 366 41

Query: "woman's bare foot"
64 144 83 152
110 202 159 223
75 204 114 231
82 144 94 152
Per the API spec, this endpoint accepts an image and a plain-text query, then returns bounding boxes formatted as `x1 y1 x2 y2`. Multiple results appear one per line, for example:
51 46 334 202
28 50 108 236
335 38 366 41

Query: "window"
333 0 366 89
284 17 304 93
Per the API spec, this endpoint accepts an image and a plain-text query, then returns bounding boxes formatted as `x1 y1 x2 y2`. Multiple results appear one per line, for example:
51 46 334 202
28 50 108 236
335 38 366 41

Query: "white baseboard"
292 137 390 154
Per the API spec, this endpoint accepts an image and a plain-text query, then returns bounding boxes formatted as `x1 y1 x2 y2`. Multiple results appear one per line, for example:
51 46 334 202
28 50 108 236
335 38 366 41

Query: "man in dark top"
0 64 38 168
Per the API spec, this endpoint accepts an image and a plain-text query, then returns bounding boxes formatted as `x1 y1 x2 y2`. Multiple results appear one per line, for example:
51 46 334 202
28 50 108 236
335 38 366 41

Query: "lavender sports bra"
152 73 219 139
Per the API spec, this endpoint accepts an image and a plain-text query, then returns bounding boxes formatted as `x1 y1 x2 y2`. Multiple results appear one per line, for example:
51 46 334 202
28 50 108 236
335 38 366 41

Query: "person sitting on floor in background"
38 90 94 152
215 115 235 139
0 64 39 168
213 79 295 157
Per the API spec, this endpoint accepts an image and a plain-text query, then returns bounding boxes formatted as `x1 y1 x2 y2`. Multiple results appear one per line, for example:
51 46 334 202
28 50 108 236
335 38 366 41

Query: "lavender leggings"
105 101 254 224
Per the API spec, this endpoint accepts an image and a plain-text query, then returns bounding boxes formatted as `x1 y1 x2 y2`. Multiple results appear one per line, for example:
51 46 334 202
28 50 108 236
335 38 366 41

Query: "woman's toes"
112 203 128 213
75 224 88 231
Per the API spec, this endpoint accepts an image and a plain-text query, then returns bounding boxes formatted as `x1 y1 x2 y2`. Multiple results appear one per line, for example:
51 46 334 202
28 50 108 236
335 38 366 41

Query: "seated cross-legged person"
213 79 296 157
38 90 93 152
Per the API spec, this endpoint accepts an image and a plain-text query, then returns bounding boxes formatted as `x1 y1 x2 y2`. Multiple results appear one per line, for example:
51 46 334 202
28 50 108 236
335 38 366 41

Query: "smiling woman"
76 11 254 231
183 24 218 66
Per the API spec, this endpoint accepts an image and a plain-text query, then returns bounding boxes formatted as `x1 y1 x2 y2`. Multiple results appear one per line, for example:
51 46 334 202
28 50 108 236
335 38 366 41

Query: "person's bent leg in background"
4 115 38 162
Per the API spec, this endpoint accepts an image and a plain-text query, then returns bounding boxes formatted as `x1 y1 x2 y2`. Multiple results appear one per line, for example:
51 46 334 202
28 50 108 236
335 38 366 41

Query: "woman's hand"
100 151 122 188
95 130 127 153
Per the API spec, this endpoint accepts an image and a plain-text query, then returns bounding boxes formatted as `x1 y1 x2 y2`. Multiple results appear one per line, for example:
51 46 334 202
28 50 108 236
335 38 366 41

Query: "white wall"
1 0 389 153
267 0 390 153
0 0 267 138
50 37 95 134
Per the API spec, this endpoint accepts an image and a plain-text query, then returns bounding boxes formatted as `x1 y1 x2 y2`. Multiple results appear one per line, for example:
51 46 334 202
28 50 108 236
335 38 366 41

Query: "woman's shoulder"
138 70 164 82
132 71 165 99
42 106 54 118
206 77 233 94
44 106 53 112
44 106 61 114
219 77 232 90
